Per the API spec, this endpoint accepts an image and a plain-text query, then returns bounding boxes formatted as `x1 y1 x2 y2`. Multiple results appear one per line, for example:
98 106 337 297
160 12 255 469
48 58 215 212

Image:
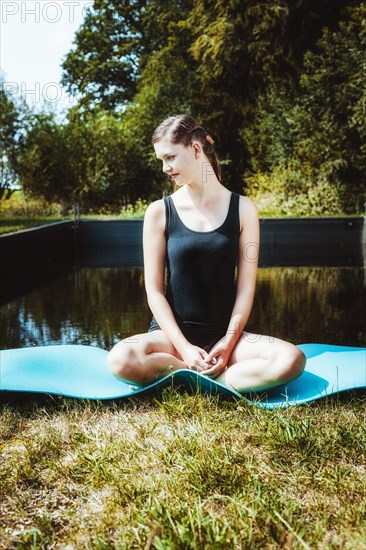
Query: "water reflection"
0 267 364 350
249 268 365 346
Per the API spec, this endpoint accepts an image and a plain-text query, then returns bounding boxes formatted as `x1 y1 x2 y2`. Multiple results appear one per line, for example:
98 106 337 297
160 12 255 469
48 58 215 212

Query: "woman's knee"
278 345 306 383
107 342 141 380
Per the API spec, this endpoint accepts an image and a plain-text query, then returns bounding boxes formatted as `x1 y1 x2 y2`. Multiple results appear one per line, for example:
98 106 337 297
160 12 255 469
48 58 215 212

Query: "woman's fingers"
199 348 210 360
203 363 226 377
182 345 211 371
204 353 219 368
204 356 223 372
203 350 214 363
188 346 225 373
195 352 210 371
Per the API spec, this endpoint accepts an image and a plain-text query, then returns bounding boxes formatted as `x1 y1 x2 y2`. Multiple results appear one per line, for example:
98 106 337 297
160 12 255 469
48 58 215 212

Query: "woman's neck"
179 180 226 205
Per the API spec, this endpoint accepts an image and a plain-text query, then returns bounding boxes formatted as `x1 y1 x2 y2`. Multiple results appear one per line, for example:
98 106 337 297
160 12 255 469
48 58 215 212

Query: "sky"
0 0 92 119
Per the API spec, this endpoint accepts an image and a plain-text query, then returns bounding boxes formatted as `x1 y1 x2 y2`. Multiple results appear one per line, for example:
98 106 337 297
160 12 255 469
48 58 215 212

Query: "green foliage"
13 106 153 211
16 112 74 205
61 0 145 110
0 75 24 199
297 4 366 202
0 194 64 218
0 194 149 234
82 197 149 217
64 107 127 207
0 193 69 234
245 3 366 215
0 84 18 150
245 164 347 217
1 1 364 214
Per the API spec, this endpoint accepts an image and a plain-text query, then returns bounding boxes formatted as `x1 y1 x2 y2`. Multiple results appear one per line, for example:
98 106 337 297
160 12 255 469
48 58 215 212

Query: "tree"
16 112 74 206
15 104 154 210
0 78 22 199
297 2 366 211
244 2 366 215
62 0 360 195
64 106 130 209
61 0 150 110
25 0 359 213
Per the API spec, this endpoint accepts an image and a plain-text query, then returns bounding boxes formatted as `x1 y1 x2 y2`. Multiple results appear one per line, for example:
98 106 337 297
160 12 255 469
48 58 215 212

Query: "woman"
108 114 306 392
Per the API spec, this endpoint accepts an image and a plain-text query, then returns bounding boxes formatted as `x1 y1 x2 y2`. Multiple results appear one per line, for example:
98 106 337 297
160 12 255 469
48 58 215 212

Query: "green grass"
0 196 68 235
0 217 72 236
1 388 365 548
0 213 145 236
1 192 361 237
0 197 149 235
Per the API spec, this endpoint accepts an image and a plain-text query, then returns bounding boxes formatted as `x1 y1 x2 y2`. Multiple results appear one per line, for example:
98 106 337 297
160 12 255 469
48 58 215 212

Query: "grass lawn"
0 196 148 236
1 388 365 548
0 214 147 236
0 218 72 236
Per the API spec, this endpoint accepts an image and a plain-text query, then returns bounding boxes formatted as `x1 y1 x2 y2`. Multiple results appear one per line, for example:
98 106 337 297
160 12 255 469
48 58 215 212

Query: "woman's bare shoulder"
145 198 165 212
144 199 166 231
239 195 257 210
238 195 258 230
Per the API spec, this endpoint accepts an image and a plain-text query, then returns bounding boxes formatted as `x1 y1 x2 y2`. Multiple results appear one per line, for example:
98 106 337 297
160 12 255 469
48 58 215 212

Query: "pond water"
1 267 364 350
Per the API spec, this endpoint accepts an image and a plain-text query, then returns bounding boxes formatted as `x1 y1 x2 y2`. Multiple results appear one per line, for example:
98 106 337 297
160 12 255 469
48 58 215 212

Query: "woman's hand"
201 340 233 378
180 344 210 372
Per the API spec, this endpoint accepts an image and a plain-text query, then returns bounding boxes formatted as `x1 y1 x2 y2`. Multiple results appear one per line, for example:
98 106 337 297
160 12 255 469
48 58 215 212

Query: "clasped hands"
180 339 232 378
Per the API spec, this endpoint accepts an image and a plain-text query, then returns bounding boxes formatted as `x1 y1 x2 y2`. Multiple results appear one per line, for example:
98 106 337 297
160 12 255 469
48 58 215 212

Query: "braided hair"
152 114 221 182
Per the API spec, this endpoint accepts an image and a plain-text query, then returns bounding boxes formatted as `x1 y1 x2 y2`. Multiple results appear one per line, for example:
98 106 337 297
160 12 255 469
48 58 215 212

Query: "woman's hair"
152 114 222 182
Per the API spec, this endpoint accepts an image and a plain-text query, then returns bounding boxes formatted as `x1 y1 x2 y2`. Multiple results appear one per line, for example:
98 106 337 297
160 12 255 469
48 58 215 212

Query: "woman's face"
154 138 197 186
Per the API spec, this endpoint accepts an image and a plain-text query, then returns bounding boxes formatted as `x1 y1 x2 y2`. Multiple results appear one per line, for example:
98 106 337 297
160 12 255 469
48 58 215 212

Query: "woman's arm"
143 200 189 353
224 196 259 349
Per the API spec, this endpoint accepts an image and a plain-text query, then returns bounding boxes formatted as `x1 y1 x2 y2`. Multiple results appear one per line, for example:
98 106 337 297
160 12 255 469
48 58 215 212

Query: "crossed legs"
107 331 185 385
107 329 306 392
215 331 306 393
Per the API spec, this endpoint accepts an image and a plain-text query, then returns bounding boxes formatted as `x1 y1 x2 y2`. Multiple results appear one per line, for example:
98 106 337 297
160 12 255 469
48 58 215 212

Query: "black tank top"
149 192 240 337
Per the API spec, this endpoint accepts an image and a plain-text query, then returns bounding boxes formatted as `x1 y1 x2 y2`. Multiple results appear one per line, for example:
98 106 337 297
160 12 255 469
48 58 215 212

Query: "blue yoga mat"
0 344 365 409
